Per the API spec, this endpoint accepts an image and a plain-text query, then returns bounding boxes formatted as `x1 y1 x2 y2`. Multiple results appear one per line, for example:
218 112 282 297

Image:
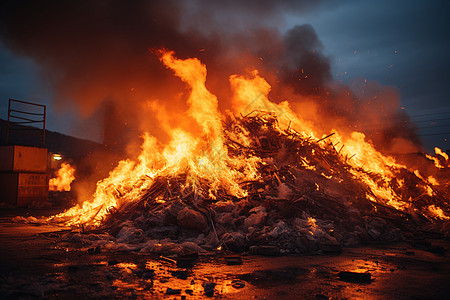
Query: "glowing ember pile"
49 51 450 254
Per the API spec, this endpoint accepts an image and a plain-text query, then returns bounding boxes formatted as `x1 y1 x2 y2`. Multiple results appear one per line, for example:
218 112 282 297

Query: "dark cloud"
0 0 328 148
281 24 331 95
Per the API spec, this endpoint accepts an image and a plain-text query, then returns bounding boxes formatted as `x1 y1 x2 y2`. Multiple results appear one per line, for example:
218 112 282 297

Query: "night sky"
0 0 449 152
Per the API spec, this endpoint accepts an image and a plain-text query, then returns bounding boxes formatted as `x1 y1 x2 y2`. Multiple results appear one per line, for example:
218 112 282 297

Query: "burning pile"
49 51 450 255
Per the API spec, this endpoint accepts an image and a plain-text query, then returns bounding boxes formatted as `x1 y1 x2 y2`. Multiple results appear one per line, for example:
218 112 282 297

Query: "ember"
47 51 449 255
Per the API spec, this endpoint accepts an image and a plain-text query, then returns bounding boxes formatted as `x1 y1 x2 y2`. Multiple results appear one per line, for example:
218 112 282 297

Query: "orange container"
0 145 47 173
0 172 49 207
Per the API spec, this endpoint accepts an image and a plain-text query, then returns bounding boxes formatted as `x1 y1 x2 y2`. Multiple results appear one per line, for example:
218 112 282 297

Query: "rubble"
50 112 450 255
177 207 208 231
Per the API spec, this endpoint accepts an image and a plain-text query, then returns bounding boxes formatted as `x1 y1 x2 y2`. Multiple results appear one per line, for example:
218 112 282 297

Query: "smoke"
0 0 421 155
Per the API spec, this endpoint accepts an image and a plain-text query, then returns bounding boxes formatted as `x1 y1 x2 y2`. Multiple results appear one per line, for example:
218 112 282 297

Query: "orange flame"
428 205 450 220
426 147 450 169
49 163 76 192
49 50 449 226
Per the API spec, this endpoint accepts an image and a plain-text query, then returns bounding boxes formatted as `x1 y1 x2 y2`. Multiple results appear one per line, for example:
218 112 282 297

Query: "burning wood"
47 51 450 255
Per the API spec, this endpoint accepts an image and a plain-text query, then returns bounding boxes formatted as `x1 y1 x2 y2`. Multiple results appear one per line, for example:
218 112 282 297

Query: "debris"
244 206 267 228
231 280 245 289
49 112 450 256
367 228 381 240
160 256 177 265
221 232 247 253
339 271 372 283
177 207 208 231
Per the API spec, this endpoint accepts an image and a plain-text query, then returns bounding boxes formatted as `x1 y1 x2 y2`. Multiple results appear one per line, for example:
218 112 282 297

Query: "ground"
0 208 449 299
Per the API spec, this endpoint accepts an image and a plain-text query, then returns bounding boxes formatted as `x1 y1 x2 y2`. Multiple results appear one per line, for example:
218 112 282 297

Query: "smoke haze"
0 0 420 155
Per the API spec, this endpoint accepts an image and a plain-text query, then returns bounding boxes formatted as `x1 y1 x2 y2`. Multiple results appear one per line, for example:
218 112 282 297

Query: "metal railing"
7 99 46 146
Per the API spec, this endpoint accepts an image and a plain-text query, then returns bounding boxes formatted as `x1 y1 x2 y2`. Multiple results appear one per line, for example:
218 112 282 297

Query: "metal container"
0 145 47 173
0 172 49 207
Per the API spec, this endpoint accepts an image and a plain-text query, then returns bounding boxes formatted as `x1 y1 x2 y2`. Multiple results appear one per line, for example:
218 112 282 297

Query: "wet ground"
1 208 449 299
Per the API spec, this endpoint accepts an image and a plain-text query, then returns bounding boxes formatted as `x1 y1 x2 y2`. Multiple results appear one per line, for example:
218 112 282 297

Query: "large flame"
50 50 449 226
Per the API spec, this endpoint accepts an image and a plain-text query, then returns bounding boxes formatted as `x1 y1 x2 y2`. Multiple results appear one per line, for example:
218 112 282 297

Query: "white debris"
277 183 292 199
244 206 267 229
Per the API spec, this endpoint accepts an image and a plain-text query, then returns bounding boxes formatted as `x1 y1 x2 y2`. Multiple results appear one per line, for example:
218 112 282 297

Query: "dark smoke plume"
0 0 421 155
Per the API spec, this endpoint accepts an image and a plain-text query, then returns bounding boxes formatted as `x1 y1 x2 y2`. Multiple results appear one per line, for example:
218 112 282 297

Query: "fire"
426 147 450 169
49 163 76 192
50 50 450 226
428 205 450 220
50 50 260 225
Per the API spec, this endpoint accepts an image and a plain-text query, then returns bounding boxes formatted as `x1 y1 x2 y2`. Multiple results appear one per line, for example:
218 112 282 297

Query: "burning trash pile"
48 51 450 255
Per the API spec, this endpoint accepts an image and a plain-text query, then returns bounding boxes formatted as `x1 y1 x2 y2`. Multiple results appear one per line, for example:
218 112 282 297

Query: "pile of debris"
59 112 450 255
